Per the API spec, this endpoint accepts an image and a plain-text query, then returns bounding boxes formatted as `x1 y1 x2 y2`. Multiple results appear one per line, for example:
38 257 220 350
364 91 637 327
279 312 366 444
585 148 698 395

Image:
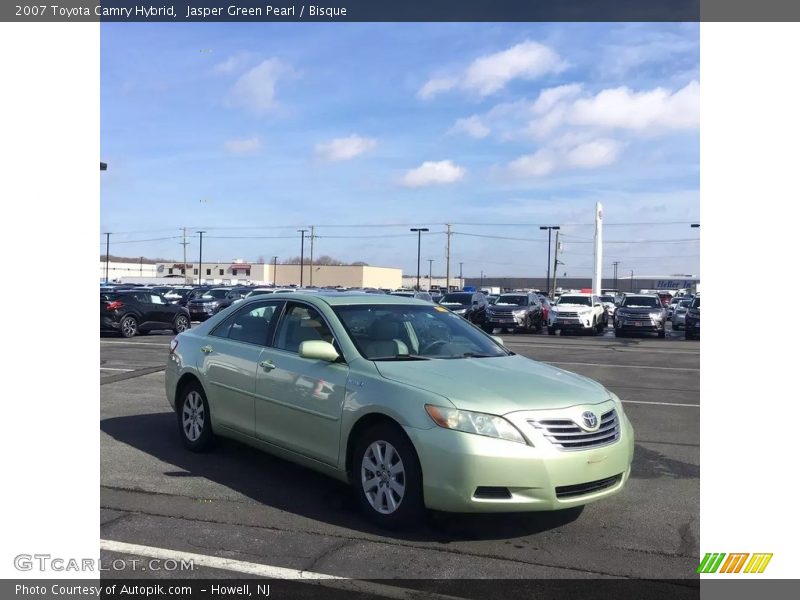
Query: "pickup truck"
547 293 607 335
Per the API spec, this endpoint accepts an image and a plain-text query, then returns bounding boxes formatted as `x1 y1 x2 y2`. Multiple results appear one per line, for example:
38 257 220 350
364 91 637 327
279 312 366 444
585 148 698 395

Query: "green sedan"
166 292 634 528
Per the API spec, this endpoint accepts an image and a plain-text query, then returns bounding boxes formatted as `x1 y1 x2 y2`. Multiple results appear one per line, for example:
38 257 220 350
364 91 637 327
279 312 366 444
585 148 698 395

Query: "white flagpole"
593 202 603 296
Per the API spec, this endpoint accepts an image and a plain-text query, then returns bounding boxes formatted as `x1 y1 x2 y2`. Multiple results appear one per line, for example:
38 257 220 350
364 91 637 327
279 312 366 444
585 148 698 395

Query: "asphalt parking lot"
100 323 699 585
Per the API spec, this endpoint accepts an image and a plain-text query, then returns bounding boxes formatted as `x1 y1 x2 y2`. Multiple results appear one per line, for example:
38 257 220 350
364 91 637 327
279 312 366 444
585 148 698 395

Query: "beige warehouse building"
155 261 403 289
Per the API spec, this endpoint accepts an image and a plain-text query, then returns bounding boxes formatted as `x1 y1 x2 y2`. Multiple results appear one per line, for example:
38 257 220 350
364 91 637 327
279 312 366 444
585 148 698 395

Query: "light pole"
197 231 206 285
459 262 464 290
410 228 429 291
612 260 620 291
297 229 308 287
427 259 434 291
539 225 560 297
272 256 278 286
103 232 110 284
630 269 634 292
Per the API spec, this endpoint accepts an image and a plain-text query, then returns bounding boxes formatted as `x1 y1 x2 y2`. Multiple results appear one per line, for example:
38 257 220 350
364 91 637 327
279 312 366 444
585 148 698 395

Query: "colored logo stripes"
697 553 773 574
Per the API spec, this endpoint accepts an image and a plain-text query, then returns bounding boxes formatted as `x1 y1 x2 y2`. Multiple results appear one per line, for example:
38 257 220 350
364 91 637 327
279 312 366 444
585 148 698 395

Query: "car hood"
439 303 469 309
374 354 610 414
616 306 663 315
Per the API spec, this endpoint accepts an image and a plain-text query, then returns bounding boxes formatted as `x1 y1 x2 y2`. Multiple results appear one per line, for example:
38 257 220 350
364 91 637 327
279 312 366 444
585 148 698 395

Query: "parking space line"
100 341 171 347
100 367 135 372
622 399 699 408
100 539 465 600
546 361 699 372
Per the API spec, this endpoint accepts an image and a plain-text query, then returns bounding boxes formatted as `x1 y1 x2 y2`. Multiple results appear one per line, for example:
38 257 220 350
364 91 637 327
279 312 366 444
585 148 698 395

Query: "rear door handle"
201 345 213 354
259 359 276 371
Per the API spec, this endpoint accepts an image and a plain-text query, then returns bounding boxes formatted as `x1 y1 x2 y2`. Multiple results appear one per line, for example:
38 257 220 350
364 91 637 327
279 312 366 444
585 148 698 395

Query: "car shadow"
101 412 585 542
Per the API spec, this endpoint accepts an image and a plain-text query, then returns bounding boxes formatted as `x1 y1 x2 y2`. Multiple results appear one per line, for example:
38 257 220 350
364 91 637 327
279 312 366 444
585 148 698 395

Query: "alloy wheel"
121 317 137 337
175 316 188 332
182 391 205 442
361 440 405 515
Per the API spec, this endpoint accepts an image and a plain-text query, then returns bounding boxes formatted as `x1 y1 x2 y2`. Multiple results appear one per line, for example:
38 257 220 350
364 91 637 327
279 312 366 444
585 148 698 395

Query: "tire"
657 330 666 338
548 326 556 335
614 329 626 338
120 316 138 338
177 381 214 452
173 314 190 334
351 423 424 529
481 324 494 333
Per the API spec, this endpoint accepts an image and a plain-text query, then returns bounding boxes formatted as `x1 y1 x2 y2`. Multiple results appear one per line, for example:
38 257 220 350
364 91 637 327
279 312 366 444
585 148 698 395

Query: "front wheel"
481 324 494 333
547 326 556 335
657 330 666 338
352 424 424 529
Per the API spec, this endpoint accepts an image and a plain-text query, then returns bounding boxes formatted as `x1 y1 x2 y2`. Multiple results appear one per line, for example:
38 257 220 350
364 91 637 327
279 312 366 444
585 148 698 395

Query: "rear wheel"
352 424 424 529
173 315 190 334
657 330 666 338
177 382 213 451
120 316 138 338
548 326 556 335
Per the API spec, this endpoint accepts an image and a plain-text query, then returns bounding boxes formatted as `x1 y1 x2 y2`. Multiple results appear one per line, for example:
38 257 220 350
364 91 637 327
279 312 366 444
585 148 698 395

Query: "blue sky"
101 22 699 279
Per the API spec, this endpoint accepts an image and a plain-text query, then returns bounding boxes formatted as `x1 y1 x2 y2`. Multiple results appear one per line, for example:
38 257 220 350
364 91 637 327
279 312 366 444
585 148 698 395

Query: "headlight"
512 309 526 317
425 405 527 444
454 308 467 314
649 312 663 320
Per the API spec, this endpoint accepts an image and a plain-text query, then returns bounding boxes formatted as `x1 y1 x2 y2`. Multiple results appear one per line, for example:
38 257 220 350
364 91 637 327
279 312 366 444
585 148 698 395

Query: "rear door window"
211 301 283 346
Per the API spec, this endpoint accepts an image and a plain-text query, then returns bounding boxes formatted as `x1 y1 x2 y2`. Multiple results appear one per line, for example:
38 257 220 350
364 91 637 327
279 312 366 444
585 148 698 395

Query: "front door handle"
201 345 213 354
259 359 276 371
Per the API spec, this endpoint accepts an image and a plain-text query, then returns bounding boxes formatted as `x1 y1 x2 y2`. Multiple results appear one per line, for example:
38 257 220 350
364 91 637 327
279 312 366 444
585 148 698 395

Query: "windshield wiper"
372 354 431 361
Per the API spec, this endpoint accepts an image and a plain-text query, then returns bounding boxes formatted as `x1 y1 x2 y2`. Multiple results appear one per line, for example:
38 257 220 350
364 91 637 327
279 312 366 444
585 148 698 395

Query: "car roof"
253 291 429 306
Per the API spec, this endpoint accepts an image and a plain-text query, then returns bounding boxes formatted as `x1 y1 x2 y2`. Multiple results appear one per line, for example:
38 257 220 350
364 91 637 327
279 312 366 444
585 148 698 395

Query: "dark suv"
684 296 700 340
613 294 667 338
483 292 544 333
439 292 488 325
187 287 248 321
101 290 191 338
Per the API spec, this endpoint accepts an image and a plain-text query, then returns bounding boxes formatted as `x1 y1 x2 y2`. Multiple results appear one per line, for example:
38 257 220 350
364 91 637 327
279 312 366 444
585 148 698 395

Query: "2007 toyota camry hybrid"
166 292 634 527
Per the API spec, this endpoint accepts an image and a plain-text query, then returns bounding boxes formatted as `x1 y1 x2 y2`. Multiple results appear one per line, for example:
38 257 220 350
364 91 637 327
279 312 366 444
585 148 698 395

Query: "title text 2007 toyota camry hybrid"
165 292 634 528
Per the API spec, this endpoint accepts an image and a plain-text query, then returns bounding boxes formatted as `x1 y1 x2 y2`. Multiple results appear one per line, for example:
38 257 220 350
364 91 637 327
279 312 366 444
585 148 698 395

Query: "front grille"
556 474 622 499
529 409 620 451
473 486 512 500
556 311 578 317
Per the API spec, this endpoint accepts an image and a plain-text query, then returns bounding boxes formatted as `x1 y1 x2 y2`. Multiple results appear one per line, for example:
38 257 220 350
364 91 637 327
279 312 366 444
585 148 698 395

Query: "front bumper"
404 404 634 513
685 317 700 335
188 306 216 321
549 317 593 331
615 316 665 332
487 313 527 327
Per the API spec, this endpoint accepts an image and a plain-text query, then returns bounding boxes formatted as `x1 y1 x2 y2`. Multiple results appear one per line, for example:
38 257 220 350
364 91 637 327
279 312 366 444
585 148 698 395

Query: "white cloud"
401 160 466 187
564 138 622 168
419 40 565 99
314 134 377 161
213 52 254 75
226 58 288 115
569 80 699 131
508 150 558 177
449 116 491 139
417 77 457 100
223 136 262 154
531 83 582 115
507 138 623 178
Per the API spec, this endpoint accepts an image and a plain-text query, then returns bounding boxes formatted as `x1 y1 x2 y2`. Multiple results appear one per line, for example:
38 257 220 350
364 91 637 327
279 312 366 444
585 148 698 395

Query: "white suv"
548 293 607 335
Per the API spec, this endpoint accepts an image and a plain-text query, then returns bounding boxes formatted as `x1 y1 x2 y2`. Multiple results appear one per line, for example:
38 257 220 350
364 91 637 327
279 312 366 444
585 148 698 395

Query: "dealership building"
153 261 403 289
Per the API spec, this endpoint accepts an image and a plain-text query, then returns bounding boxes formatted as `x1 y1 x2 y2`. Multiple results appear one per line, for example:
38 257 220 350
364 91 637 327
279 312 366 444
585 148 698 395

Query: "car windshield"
600 296 615 303
440 293 472 305
557 296 591 306
202 289 230 299
494 295 528 306
679 300 692 308
333 304 509 360
622 296 661 308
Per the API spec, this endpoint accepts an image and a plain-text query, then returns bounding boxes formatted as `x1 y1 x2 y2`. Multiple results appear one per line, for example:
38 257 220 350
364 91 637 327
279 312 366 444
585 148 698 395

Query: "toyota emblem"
581 411 598 429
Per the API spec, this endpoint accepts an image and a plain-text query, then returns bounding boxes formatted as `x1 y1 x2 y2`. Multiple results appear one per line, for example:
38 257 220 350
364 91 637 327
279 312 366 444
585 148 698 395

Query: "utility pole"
552 231 561 296
445 224 452 293
297 229 308 287
197 231 206 285
428 259 434 291
539 225 560 298
181 227 189 284
480 270 485 289
139 256 143 277
103 232 111 283
309 225 315 287
272 256 278 286
630 269 634 292
612 261 620 291
459 262 464 289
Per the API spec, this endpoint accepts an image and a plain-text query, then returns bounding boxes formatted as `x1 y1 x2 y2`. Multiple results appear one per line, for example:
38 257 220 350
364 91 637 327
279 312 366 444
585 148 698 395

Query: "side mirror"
491 335 505 346
299 340 340 362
